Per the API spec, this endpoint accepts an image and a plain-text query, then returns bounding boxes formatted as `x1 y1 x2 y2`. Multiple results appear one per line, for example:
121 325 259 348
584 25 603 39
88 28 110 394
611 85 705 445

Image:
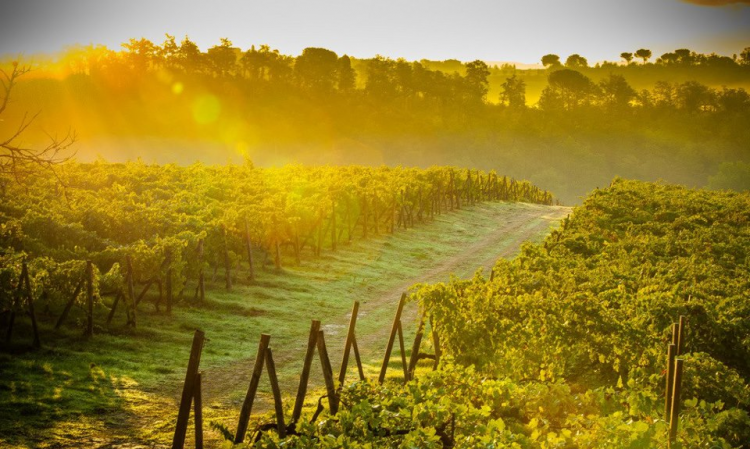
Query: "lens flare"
192 95 221 124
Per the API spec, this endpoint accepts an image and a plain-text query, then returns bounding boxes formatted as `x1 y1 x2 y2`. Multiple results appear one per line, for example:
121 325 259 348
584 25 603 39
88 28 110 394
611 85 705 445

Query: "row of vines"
0 161 552 338
238 179 749 448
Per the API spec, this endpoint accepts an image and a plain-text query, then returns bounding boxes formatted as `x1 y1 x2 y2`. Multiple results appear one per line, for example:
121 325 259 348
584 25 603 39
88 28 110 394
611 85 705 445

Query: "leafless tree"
1 61 76 182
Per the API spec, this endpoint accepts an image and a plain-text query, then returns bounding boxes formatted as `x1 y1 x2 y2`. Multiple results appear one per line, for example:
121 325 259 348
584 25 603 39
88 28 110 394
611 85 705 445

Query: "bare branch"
0 61 75 182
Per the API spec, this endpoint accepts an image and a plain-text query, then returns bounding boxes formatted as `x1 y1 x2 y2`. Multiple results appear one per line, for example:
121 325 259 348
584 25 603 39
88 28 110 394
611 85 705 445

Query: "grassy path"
0 202 569 449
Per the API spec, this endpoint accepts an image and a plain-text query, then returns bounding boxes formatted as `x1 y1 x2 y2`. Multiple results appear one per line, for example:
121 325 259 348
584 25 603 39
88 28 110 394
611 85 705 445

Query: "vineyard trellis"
169 300 689 449
1 163 553 342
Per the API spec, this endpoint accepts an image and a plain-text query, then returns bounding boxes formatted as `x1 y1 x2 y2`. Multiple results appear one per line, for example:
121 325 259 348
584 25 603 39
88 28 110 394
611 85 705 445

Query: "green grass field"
0 201 568 448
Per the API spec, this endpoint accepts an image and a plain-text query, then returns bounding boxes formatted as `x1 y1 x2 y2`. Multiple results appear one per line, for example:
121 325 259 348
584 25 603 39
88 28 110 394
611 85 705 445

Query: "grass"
0 201 568 448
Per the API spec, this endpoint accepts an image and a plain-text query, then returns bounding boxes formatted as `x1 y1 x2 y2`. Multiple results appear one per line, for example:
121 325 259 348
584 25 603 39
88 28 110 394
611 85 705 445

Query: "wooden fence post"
172 330 205 449
56 276 84 330
317 330 339 415
677 316 686 356
379 293 407 384
668 359 684 445
292 320 321 424
665 343 676 421
407 312 426 381
265 348 286 438
339 301 365 385
235 333 271 444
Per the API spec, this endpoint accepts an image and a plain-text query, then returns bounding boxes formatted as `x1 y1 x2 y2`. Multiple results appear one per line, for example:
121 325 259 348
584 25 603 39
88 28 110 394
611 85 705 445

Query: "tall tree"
499 73 526 108
598 73 636 111
539 69 595 111
337 55 356 93
464 60 491 102
178 36 204 72
635 48 652 64
565 54 588 68
207 38 238 76
541 54 561 68
121 38 156 72
620 52 633 64
295 47 339 93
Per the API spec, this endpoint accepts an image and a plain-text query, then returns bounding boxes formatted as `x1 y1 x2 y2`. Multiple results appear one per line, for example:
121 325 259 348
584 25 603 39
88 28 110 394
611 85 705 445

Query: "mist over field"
4 42 750 203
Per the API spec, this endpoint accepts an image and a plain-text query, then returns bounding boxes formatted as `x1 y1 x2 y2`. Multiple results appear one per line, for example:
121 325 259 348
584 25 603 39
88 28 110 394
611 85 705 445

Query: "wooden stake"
397 321 408 383
293 320 321 424
338 301 361 385
379 293 406 384
135 278 155 307
665 343 676 421
351 335 365 381
4 262 25 344
172 330 205 449
106 290 122 326
235 334 270 444
677 316 686 356
265 348 286 437
317 330 339 415
55 276 84 330
407 312 426 380
668 359 684 444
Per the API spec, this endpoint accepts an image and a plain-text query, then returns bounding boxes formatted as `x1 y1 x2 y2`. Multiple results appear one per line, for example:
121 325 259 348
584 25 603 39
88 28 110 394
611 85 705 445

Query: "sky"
1 0 749 64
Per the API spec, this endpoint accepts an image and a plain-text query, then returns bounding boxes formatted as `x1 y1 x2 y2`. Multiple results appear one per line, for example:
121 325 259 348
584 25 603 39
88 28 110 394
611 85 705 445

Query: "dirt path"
203 204 569 402
353 204 570 361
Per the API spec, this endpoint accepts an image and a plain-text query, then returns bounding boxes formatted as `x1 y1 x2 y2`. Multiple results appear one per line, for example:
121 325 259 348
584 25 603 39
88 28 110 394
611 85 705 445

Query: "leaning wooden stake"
668 359 684 445
235 334 271 444
292 320 321 424
338 301 365 385
407 312 426 380
172 329 205 449
665 343 676 421
379 293 407 384
265 348 286 438
56 276 84 330
317 330 339 415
